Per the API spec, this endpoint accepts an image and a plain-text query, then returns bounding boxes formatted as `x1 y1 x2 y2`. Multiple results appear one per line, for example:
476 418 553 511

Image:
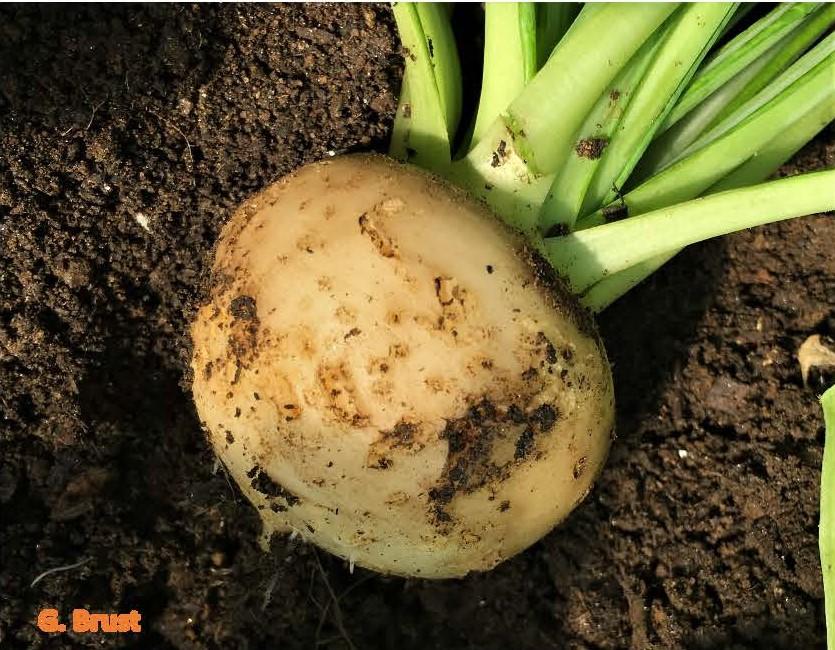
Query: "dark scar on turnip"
537 332 559 364
514 427 536 459
247 465 300 508
373 457 392 469
225 292 261 372
428 397 561 527
380 420 420 449
230 295 257 320
368 420 423 469
358 210 398 258
522 245 597 339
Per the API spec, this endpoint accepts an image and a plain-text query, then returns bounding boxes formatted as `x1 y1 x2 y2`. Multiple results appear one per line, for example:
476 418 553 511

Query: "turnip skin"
191 154 614 578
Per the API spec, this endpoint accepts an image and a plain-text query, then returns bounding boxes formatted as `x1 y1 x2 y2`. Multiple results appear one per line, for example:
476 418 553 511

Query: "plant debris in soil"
1 5 833 650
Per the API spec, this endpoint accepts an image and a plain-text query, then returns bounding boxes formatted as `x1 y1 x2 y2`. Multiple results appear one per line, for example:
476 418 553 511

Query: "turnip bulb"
190 154 615 578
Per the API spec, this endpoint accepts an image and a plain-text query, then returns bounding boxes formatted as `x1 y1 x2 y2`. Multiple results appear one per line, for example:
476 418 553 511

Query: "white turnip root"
190 154 614 578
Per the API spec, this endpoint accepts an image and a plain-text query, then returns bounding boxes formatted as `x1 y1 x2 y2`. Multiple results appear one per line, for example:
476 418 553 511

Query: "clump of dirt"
575 136 609 160
1 5 832 650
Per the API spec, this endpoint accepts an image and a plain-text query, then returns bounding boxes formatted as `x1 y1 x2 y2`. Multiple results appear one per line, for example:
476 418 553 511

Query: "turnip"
190 3 835 578
191 155 614 577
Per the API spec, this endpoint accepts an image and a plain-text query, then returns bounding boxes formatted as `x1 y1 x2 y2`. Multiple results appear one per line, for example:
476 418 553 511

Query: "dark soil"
1 5 833 650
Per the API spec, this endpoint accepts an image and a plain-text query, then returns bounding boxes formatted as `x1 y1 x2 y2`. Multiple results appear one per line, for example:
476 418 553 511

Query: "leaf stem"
469 3 537 150
579 46 835 229
505 3 677 175
389 3 452 171
545 170 835 293
570 3 736 227
416 3 463 142
535 3 579 68
659 2 821 133
708 96 835 193
822 385 835 650
539 21 667 231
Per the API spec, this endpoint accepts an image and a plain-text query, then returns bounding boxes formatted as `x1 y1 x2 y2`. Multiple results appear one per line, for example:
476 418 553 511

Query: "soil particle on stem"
575 136 609 160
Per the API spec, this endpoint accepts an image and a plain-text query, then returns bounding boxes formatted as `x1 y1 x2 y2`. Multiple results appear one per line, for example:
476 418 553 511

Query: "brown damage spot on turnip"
247 464 300 510
357 199 404 258
282 403 301 421
536 332 559 365
514 404 558 460
514 427 536 459
297 232 325 254
433 276 473 338
334 304 357 324
530 403 558 432
358 213 397 257
428 396 562 527
222 293 262 375
434 276 455 305
522 245 597 339
573 456 588 480
318 276 333 291
230 295 257 320
385 491 410 506
390 343 409 358
372 457 392 469
316 360 367 425
425 376 454 394
380 420 421 450
367 420 426 468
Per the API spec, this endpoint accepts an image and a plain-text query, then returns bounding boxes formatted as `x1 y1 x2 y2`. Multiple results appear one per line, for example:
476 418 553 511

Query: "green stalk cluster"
469 3 537 149
541 3 736 231
389 2 835 308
